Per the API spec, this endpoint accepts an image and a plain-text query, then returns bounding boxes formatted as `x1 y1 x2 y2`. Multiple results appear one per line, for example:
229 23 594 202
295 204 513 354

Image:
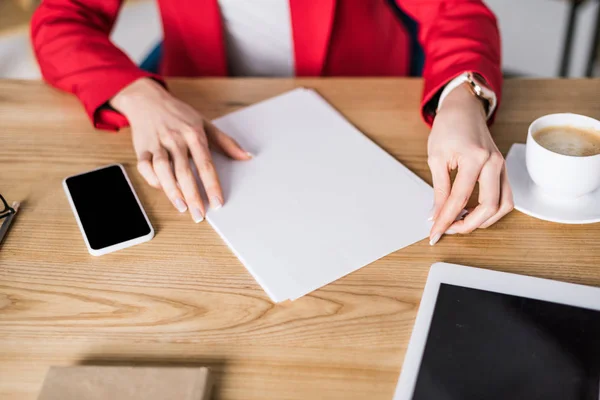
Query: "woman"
31 0 513 245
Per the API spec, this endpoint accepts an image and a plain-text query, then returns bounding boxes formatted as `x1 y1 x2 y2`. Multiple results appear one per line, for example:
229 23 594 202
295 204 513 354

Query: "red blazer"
31 0 502 131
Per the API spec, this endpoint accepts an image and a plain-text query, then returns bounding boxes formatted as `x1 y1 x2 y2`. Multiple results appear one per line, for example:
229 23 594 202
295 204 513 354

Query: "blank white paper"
206 88 433 302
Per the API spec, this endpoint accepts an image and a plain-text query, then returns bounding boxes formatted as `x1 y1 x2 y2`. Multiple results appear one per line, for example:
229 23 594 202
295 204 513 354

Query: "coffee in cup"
526 113 600 198
532 125 600 157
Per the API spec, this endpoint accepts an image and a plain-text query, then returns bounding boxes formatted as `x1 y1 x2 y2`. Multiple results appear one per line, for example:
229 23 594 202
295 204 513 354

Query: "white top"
218 0 295 77
216 1 492 115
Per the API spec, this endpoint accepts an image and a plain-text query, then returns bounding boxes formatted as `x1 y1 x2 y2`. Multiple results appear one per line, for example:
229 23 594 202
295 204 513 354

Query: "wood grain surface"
1 78 600 400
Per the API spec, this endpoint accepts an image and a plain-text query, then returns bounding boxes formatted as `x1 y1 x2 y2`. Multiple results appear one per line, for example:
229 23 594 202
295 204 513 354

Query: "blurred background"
1 0 599 79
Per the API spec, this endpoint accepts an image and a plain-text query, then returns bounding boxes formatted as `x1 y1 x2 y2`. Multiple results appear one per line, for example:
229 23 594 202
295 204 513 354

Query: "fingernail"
429 233 442 246
191 208 204 223
427 204 435 221
175 198 187 213
211 196 223 210
445 229 457 235
246 151 254 158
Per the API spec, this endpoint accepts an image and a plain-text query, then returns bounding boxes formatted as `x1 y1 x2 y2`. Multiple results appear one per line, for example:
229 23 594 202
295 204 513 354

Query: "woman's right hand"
110 78 252 223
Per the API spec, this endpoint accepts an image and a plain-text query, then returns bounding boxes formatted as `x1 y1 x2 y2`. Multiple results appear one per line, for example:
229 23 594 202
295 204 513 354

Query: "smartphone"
63 164 154 256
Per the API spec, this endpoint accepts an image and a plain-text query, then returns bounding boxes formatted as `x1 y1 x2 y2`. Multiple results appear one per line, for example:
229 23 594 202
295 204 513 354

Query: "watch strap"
436 72 497 120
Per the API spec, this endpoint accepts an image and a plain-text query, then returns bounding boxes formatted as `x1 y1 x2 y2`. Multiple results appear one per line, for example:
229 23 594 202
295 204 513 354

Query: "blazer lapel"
289 0 336 76
181 0 227 76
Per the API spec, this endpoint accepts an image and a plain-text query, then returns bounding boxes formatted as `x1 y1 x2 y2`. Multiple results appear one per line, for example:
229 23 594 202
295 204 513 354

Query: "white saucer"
506 144 600 224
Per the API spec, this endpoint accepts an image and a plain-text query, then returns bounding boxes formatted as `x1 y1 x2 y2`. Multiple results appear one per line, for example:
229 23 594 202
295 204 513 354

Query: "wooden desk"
1 78 600 400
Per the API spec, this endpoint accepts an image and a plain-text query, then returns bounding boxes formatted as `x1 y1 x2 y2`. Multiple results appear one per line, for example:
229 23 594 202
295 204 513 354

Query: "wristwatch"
436 72 497 120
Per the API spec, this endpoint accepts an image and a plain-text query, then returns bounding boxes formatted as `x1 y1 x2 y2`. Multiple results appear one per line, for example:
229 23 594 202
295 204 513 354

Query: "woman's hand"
110 78 251 222
427 83 513 245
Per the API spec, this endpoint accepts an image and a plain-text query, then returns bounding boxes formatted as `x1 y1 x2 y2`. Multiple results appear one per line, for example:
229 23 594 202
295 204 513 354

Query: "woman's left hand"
427 83 514 245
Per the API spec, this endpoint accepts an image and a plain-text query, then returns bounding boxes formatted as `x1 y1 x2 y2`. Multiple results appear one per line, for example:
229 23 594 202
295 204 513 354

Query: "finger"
479 166 514 229
137 151 160 188
205 121 252 161
185 127 224 209
430 159 481 245
445 157 502 234
152 148 187 213
427 156 451 221
164 140 206 223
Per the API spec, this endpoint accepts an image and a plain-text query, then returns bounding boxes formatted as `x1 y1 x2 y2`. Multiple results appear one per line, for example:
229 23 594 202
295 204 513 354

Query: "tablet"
394 262 600 400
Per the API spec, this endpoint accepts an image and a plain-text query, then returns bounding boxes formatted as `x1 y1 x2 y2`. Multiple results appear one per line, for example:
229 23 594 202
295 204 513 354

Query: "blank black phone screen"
412 284 600 400
65 165 151 250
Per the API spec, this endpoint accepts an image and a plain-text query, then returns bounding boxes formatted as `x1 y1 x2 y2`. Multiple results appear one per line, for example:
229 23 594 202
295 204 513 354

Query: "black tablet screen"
412 284 600 400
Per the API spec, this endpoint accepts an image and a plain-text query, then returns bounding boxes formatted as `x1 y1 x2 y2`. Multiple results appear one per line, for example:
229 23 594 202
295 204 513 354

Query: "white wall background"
485 0 599 77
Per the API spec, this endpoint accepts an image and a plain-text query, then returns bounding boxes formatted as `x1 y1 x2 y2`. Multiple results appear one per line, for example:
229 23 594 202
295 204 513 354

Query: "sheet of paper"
206 88 433 302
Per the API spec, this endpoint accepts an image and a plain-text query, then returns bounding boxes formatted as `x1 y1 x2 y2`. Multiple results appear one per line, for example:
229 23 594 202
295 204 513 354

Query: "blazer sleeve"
31 0 164 130
395 0 502 126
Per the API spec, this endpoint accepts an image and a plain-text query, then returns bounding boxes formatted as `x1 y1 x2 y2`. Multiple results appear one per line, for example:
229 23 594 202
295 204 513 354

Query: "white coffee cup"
527 113 600 198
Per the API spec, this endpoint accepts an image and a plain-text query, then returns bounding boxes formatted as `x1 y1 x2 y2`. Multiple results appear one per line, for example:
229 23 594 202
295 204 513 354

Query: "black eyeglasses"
0 194 16 221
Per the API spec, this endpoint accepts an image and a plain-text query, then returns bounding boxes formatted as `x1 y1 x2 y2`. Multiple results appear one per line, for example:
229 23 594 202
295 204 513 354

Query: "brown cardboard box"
37 366 213 400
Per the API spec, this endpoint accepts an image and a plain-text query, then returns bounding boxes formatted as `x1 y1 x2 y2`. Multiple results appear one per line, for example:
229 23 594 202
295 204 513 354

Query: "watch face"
465 80 481 96
467 74 495 117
